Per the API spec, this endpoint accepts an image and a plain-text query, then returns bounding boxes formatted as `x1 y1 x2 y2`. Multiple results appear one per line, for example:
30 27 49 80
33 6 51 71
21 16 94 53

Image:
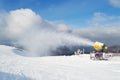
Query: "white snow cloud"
73 12 120 46
57 24 70 32
0 8 72 39
0 8 94 56
109 0 120 8
87 12 120 27
6 9 42 37
74 27 120 45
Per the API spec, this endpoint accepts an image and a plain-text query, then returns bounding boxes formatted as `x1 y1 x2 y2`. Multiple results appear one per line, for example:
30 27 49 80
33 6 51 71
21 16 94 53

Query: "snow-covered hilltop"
0 45 120 80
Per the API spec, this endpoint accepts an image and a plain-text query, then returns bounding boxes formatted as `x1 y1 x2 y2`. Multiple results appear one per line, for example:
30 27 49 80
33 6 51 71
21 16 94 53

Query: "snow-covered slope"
0 45 120 80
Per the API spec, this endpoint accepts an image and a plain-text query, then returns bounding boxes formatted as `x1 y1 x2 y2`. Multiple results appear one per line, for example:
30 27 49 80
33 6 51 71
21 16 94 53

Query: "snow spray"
17 30 94 56
0 9 94 56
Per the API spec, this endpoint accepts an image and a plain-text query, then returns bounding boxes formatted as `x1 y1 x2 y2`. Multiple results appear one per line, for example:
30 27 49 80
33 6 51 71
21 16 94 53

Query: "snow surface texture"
0 45 120 80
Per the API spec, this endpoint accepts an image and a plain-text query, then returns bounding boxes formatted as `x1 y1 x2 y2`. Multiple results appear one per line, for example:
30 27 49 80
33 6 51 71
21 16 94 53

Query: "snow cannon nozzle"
93 41 108 52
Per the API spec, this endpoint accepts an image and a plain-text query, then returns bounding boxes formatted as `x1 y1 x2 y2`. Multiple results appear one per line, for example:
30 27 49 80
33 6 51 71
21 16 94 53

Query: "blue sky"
0 0 120 28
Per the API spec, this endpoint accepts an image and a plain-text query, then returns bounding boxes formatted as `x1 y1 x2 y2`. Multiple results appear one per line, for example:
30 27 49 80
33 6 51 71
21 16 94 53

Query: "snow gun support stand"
90 41 112 60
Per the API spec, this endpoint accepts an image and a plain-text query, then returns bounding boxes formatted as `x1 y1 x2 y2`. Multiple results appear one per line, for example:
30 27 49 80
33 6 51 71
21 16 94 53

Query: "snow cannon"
90 41 112 60
93 41 108 52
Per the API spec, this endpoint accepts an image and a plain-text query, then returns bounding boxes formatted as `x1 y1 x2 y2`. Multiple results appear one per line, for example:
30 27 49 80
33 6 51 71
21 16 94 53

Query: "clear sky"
0 0 120 28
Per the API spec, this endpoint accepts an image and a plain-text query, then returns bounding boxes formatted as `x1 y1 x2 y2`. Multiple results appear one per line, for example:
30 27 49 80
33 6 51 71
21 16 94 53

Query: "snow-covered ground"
0 45 120 80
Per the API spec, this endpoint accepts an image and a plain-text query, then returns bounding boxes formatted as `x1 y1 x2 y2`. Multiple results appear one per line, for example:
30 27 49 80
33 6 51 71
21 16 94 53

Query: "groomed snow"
0 45 120 80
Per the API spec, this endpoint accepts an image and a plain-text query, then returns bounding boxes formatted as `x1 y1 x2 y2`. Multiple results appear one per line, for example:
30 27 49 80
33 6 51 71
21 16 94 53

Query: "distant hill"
52 46 94 56
109 45 120 53
53 45 120 55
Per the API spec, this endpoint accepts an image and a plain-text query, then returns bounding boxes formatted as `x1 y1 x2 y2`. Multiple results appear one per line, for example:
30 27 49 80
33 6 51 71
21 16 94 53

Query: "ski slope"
0 45 120 80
